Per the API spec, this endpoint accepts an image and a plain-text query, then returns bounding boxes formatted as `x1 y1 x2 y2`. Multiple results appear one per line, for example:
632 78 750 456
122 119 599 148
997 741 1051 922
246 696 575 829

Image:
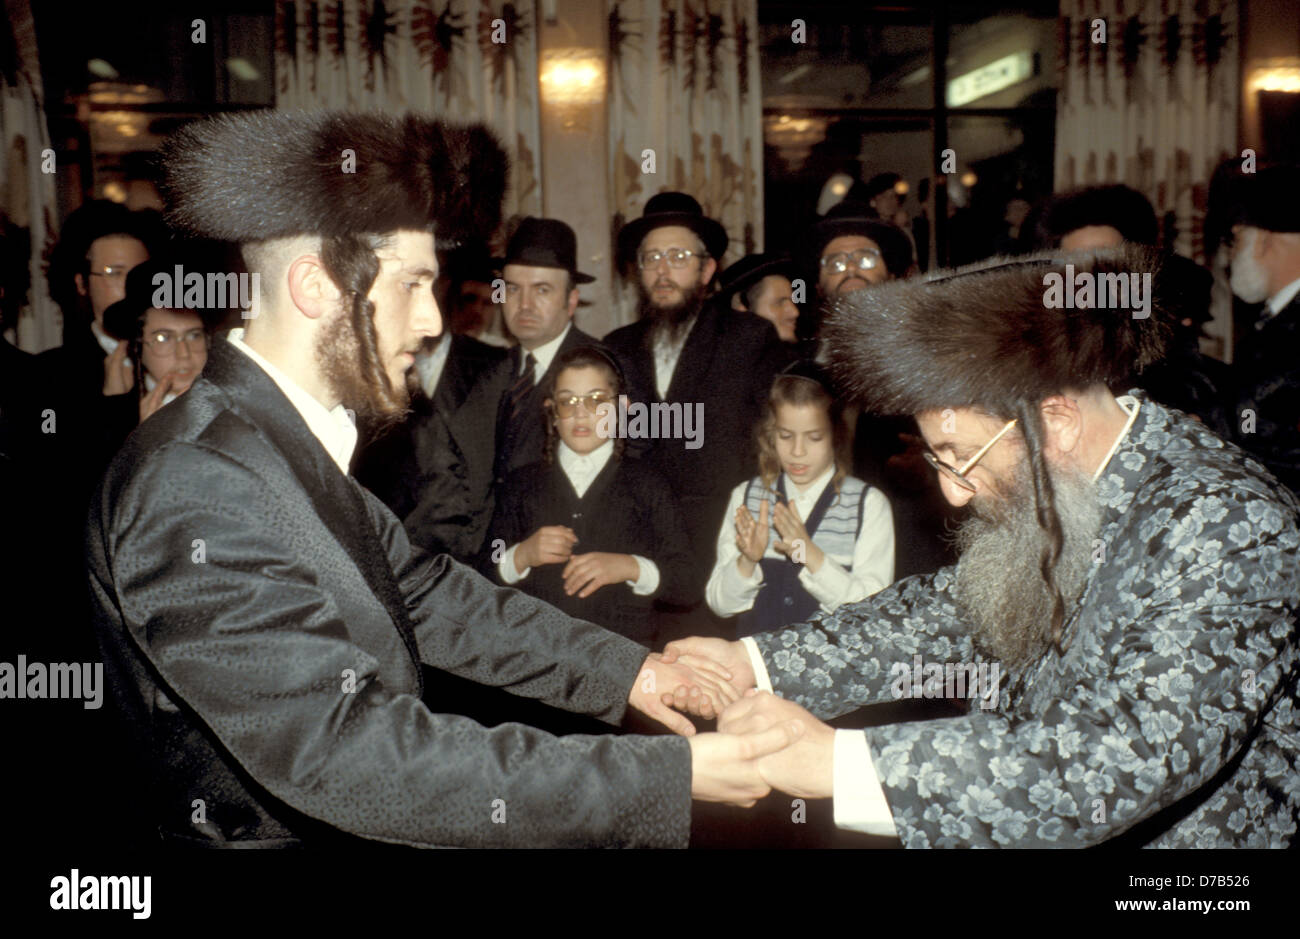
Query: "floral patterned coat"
752 392 1300 847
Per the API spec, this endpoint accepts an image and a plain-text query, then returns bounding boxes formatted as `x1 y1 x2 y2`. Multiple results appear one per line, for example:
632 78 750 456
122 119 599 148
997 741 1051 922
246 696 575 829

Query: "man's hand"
103 341 134 396
687 720 805 807
718 690 835 800
627 652 743 736
659 637 756 718
138 372 176 423
562 552 636 598
516 525 577 573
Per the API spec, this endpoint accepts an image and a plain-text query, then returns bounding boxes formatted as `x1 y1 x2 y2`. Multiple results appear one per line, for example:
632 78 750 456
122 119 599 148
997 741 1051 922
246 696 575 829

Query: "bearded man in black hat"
86 111 802 849
662 247 1300 847
1222 163 1300 494
603 192 795 636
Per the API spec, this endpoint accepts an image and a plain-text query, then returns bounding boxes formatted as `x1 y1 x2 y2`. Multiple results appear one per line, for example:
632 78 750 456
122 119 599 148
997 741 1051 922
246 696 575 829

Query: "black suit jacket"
1235 295 1300 493
86 338 691 847
354 334 507 560
603 301 796 574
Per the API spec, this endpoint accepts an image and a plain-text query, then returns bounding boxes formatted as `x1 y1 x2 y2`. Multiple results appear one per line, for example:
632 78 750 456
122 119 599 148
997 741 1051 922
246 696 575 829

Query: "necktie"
506 351 537 424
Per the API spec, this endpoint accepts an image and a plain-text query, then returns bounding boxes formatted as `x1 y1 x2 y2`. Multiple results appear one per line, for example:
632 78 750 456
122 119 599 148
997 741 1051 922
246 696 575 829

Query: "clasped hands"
627 637 834 807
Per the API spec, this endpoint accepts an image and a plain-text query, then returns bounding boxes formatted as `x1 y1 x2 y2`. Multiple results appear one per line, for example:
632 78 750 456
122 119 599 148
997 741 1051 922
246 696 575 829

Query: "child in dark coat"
487 345 700 646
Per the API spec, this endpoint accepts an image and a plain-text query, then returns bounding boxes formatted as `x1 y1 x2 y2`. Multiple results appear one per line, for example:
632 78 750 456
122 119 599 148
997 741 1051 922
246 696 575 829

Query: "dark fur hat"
161 110 508 248
821 246 1170 419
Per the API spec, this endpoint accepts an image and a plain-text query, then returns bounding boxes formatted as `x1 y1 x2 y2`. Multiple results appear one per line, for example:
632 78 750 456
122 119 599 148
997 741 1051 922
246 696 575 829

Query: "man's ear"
75 273 88 297
701 256 718 286
1039 394 1082 456
286 254 341 320
730 292 747 312
566 288 580 317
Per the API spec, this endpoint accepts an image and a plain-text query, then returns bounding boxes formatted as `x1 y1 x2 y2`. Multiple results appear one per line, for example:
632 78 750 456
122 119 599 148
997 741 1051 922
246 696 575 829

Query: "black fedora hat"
102 259 174 342
716 252 801 301
1229 163 1300 235
807 200 914 278
616 191 729 268
494 216 595 284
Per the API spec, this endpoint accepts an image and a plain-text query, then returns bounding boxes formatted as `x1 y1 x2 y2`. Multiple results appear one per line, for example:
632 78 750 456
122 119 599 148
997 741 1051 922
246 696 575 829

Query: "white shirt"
740 394 1144 838
520 321 572 386
499 439 659 594
705 467 894 618
226 328 358 475
91 319 121 357
652 315 697 399
414 333 452 399
1265 275 1300 320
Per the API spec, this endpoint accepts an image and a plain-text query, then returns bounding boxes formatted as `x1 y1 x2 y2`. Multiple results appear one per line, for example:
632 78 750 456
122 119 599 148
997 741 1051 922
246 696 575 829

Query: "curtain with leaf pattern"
606 0 763 316
273 0 543 223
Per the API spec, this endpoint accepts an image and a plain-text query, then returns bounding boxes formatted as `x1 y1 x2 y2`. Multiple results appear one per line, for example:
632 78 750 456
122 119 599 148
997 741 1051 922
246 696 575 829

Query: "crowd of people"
0 110 1296 848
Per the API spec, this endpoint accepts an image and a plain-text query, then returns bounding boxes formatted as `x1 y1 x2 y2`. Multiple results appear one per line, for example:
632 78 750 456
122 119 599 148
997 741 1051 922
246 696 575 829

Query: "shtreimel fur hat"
821 246 1170 418
161 110 508 247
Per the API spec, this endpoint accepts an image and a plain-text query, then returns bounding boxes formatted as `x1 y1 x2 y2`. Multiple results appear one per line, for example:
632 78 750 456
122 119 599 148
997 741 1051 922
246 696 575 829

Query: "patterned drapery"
607 0 764 322
1054 0 1239 264
273 0 544 223
1 0 60 353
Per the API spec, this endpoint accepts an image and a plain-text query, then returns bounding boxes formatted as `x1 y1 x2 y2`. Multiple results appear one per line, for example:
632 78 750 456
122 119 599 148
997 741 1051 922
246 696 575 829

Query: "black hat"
616 191 729 268
1228 163 1300 235
1036 184 1158 247
161 110 508 248
494 217 595 284
716 253 800 302
862 172 905 202
807 200 914 278
101 259 180 342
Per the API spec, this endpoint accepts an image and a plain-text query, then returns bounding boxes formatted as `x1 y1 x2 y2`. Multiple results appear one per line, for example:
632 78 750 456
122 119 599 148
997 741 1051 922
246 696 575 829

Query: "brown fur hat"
160 110 508 248
821 246 1171 419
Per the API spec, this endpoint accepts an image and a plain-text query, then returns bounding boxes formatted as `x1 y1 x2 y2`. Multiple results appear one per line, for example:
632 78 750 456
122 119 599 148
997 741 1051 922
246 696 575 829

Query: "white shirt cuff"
739 636 774 693
499 543 529 584
832 730 898 837
627 554 659 596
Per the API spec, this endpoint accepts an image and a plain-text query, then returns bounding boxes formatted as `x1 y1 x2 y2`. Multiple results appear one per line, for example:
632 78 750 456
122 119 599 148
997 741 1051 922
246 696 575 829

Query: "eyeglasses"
921 418 1018 493
819 249 883 274
145 329 208 356
549 392 614 417
637 248 700 270
87 266 132 282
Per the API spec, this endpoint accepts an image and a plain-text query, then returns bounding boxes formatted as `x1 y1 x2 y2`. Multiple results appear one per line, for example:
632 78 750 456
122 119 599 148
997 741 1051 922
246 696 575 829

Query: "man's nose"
415 288 442 338
174 339 193 360
938 473 977 508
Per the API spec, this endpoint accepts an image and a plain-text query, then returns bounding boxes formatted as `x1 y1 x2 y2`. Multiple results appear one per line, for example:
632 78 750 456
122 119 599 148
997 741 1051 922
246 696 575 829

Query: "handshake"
628 638 835 807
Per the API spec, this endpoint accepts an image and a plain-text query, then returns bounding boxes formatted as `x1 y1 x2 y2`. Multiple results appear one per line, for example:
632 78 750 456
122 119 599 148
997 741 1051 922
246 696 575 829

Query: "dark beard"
315 307 415 434
952 458 1104 673
638 279 709 346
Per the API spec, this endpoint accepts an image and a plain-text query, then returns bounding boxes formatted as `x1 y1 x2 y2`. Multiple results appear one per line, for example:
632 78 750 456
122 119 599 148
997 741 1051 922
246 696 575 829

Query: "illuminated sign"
947 51 1034 107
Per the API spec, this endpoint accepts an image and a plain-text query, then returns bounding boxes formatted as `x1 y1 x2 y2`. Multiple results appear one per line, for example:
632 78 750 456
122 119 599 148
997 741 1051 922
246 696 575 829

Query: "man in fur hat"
86 111 802 848
661 248 1300 847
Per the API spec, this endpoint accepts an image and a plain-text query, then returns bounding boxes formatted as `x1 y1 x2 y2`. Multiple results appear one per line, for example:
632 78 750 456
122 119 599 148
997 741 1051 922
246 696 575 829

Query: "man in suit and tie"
86 110 801 848
603 193 795 639
491 217 606 486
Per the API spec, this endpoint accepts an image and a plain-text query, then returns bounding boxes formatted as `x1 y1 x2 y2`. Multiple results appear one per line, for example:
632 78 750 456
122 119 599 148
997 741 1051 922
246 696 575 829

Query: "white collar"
782 463 835 505
415 333 451 398
557 437 613 485
90 319 121 357
142 371 179 406
1092 394 1140 482
521 321 572 382
226 328 358 475
1266 275 1300 318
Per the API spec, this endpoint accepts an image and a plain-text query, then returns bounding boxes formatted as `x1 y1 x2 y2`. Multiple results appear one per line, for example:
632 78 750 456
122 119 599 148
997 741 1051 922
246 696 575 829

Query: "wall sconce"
1248 63 1300 93
540 48 604 107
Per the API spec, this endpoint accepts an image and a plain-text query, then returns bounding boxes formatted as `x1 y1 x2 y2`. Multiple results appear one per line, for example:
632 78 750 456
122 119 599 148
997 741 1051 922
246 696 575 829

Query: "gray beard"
639 281 708 346
1229 233 1270 304
953 458 1104 673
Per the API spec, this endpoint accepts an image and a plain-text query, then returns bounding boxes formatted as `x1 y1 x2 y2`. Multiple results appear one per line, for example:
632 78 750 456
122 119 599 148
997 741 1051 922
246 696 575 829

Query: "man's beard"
639 278 709 345
315 306 416 432
1229 229 1271 304
953 457 1104 673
